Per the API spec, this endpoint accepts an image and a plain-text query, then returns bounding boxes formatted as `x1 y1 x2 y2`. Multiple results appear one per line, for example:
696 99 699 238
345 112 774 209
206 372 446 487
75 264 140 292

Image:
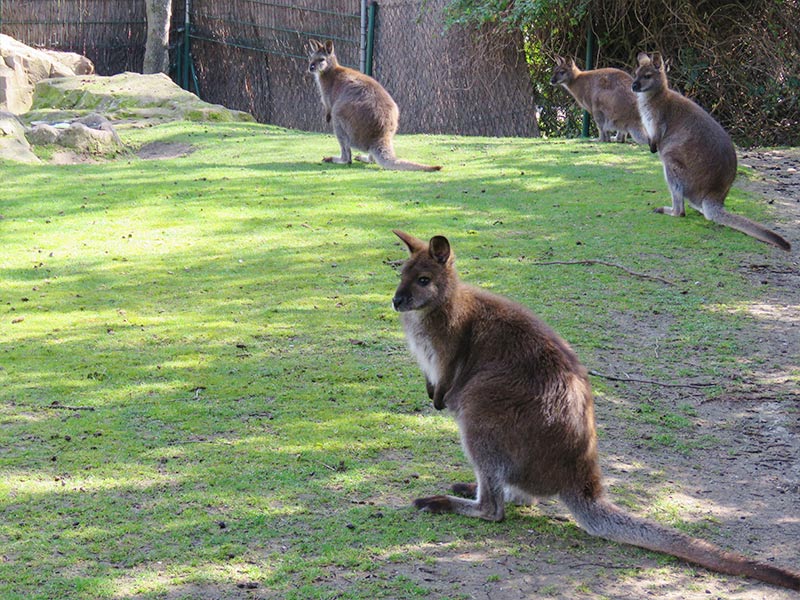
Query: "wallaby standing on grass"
550 56 647 144
391 229 800 591
632 52 791 251
306 39 441 172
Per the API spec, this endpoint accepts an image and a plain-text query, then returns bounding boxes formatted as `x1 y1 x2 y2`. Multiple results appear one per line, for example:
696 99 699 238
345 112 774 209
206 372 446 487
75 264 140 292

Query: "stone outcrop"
30 72 255 123
0 111 40 163
26 113 124 155
0 33 95 114
0 35 254 163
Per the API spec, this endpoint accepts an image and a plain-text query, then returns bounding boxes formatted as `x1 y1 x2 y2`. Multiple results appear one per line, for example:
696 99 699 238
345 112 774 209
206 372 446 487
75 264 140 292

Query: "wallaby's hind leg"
655 161 686 216
450 482 532 506
323 123 352 164
414 471 505 522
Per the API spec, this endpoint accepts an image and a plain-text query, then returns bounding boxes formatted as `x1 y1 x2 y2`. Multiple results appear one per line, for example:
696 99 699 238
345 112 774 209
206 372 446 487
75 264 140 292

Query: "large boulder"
30 72 255 123
0 111 40 163
26 113 124 155
0 34 95 114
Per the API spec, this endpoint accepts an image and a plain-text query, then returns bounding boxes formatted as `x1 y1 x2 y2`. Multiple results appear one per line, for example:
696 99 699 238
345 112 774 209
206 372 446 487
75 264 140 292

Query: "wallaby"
550 56 647 144
632 53 791 251
391 230 800 591
306 39 441 172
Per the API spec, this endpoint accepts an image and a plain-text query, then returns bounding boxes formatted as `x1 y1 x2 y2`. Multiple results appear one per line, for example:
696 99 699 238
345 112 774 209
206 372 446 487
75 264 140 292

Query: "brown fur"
306 40 441 172
632 52 790 251
550 56 646 144
392 230 800 590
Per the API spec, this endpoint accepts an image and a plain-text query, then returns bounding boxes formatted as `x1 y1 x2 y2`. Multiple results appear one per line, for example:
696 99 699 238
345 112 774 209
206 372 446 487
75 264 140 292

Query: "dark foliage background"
445 0 800 146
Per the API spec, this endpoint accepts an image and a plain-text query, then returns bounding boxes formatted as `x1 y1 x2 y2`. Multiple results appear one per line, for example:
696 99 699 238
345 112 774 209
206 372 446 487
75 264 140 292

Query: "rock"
25 122 60 145
0 34 95 114
0 111 40 163
25 112 124 155
30 72 255 123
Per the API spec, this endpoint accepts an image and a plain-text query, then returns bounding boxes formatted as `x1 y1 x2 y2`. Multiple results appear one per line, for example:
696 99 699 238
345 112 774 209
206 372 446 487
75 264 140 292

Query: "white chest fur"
637 95 658 140
402 312 440 386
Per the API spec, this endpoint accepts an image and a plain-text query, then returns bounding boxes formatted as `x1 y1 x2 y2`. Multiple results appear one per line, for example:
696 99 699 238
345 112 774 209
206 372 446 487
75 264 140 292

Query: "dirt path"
382 149 799 600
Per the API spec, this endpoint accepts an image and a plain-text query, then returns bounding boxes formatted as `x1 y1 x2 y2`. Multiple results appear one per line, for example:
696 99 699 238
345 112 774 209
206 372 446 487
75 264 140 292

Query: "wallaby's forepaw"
451 483 478 499
413 495 452 513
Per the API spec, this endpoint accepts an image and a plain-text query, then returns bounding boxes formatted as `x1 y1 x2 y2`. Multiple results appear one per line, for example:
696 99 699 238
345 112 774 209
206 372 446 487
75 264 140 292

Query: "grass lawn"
1 122 796 599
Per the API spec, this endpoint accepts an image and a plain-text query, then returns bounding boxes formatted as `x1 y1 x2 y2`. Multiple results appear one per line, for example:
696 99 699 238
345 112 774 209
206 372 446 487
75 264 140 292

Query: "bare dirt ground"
379 149 800 600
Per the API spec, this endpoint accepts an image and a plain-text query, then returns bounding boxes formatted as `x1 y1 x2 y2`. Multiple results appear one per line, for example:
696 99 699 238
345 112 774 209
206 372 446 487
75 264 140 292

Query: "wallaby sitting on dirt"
391 229 800 591
632 52 790 251
306 39 441 172
550 56 646 144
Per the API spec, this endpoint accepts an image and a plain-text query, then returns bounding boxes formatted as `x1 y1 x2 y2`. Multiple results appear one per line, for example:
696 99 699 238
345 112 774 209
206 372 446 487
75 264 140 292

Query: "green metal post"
365 1 377 77
182 0 191 90
581 25 596 138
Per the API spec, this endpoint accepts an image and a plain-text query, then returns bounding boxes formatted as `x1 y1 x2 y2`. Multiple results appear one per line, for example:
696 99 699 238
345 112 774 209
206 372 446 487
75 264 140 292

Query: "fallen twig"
588 369 715 388
46 401 96 411
532 259 674 285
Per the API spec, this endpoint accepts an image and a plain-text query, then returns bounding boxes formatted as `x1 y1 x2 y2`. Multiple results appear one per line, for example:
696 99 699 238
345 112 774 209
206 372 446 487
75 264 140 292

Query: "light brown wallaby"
306 39 441 172
632 52 790 251
391 230 800 591
550 56 647 144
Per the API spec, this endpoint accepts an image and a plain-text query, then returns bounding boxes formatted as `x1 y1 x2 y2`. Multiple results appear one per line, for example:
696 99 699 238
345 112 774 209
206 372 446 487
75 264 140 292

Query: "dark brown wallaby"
306 39 441 172
632 52 790 251
550 56 647 144
391 230 800 591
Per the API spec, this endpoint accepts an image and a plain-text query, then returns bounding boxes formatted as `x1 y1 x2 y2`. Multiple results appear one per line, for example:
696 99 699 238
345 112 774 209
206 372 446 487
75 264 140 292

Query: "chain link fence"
373 0 537 136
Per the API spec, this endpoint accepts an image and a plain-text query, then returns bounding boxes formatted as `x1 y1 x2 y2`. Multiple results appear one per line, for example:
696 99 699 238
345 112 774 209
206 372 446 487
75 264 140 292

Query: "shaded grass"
0 122 794 599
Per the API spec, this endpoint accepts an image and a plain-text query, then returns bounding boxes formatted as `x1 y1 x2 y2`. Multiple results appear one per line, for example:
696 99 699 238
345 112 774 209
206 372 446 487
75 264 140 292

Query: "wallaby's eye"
417 276 431 286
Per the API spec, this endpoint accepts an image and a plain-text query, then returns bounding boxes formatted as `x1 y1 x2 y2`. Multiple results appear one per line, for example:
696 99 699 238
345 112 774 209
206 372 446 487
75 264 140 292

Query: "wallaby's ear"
566 57 576 68
637 52 652 67
324 40 334 55
652 53 663 70
429 236 451 265
555 55 565 66
393 230 427 254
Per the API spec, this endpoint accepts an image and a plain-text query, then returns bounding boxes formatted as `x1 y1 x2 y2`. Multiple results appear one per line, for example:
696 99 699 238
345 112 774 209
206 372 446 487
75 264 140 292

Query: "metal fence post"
365 1 377 77
182 0 191 90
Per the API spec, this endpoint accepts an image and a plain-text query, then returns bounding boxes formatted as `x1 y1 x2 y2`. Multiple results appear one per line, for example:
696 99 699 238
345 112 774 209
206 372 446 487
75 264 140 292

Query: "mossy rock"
31 72 255 123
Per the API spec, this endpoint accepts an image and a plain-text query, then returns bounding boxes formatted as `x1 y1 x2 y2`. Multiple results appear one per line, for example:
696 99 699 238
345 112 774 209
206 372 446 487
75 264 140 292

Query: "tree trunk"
143 0 173 74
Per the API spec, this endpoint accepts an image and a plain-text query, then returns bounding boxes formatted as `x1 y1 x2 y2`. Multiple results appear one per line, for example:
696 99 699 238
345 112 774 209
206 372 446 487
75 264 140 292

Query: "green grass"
0 122 793 598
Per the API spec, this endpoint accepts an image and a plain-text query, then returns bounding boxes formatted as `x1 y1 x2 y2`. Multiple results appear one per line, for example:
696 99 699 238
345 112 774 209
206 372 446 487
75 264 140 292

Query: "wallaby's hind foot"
323 156 350 164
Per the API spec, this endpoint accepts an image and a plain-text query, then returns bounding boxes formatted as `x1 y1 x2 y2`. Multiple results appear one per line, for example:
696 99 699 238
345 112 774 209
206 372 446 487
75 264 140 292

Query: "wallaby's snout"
631 79 641 92
392 289 411 312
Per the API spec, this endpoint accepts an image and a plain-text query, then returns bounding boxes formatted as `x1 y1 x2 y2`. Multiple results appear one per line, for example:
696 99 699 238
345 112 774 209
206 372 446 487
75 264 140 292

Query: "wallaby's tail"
703 203 791 251
371 146 441 172
561 492 800 590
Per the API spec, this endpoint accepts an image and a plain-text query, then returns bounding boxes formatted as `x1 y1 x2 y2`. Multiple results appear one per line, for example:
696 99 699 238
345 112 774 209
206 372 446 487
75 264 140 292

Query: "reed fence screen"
0 0 539 136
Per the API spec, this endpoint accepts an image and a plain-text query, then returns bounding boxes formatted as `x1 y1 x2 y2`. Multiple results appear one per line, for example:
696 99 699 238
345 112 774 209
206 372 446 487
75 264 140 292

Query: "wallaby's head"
392 230 456 313
550 56 578 86
307 39 338 75
632 52 668 94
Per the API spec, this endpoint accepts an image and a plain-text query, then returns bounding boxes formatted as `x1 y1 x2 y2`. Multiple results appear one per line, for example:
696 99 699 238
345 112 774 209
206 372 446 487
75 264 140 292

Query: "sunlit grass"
0 120 793 598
